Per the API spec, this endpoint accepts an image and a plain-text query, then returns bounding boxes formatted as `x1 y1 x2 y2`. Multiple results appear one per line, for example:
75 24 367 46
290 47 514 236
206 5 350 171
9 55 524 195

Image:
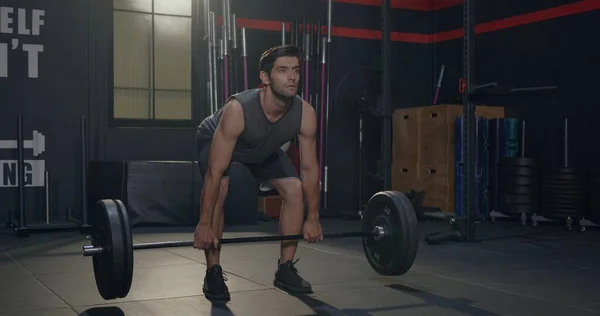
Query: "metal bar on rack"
45 171 50 224
242 27 248 90
81 116 89 227
206 7 215 114
222 25 230 100
17 115 26 229
322 0 333 209
210 12 218 108
232 13 239 93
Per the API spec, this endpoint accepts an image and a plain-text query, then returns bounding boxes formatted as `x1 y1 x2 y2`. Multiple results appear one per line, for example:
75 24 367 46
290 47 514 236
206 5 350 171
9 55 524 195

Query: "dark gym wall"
431 0 600 170
326 1 436 215
0 0 89 224
4 0 430 222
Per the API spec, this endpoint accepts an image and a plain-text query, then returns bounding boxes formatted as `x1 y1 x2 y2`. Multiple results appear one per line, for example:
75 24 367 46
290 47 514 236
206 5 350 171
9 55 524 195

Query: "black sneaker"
273 259 313 294
203 264 231 302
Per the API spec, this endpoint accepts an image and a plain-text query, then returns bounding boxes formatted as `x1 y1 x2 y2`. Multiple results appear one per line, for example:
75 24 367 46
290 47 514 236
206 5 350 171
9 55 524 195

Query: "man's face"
265 56 300 98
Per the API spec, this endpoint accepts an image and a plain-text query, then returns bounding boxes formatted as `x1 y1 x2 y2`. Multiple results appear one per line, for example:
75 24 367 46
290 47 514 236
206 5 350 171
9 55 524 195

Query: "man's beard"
268 84 294 108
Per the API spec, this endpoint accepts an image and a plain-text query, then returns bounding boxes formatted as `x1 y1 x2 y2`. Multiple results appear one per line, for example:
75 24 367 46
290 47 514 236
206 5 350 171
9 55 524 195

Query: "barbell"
82 190 419 300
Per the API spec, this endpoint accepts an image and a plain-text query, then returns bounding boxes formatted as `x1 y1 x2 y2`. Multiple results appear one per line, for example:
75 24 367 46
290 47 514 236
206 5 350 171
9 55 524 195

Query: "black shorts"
196 140 299 184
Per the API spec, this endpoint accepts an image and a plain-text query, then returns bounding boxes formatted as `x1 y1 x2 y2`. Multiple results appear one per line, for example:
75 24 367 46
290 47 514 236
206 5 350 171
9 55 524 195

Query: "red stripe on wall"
332 0 461 11
224 0 599 43
434 0 600 42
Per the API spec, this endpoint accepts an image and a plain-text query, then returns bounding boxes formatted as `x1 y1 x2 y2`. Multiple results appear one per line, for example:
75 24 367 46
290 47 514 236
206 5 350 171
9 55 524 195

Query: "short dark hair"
259 45 303 75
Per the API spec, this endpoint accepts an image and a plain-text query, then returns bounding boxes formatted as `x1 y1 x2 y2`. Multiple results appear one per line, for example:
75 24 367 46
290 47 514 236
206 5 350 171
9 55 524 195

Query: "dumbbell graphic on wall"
0 131 46 156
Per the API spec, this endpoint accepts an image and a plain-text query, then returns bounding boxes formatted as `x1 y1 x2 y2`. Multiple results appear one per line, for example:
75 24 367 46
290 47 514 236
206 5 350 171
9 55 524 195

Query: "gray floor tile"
75 290 316 316
165 241 282 264
0 308 77 316
582 302 600 313
504 305 600 316
219 244 380 287
0 251 28 277
9 241 199 276
36 263 267 307
0 275 68 314
292 283 483 316
1 220 599 316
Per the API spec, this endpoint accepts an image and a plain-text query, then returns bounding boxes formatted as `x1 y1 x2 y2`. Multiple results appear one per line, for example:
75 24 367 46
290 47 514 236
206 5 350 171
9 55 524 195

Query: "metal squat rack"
5 115 92 237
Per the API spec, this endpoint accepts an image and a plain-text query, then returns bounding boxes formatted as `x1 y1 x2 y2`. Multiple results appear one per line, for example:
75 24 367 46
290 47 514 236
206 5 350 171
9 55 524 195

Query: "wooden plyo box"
257 195 282 218
392 104 505 213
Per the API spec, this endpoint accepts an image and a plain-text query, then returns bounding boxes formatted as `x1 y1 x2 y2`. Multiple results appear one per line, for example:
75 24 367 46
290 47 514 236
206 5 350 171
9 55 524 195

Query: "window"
112 0 193 126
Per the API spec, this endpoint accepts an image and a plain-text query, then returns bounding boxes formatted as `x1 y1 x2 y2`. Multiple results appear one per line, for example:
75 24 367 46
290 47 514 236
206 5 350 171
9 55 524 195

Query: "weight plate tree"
540 118 586 231
497 157 540 226
495 120 540 227
82 191 419 300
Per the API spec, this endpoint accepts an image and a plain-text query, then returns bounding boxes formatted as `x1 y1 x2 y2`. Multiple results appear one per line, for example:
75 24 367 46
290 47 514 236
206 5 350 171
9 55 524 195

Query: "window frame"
109 1 199 129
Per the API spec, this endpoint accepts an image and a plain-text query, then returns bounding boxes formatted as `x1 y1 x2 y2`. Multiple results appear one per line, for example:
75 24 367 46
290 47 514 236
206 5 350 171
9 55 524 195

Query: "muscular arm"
298 101 320 221
199 100 244 225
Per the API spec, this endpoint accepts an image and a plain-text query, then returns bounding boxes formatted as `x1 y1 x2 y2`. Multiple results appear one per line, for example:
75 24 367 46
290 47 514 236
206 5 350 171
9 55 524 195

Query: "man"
193 45 323 302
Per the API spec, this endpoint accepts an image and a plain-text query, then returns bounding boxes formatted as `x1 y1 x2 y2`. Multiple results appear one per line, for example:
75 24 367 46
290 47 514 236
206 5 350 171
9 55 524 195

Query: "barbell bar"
82 230 383 257
82 190 419 300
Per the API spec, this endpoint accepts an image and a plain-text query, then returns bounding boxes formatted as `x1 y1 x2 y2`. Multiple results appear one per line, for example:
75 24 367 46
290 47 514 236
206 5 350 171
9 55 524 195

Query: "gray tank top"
197 89 303 164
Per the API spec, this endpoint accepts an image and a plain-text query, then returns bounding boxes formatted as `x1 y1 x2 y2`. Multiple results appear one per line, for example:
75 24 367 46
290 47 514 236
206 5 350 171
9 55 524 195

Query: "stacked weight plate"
497 157 539 225
540 167 586 231
587 169 600 225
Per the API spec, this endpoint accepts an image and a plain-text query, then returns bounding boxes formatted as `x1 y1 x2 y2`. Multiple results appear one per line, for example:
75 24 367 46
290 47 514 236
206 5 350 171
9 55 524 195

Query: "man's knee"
273 178 303 203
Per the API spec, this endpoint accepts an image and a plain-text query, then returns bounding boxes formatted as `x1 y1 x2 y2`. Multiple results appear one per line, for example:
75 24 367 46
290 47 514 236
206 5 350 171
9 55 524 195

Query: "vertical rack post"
381 0 392 190
45 171 50 224
17 115 26 229
462 0 477 242
81 115 91 233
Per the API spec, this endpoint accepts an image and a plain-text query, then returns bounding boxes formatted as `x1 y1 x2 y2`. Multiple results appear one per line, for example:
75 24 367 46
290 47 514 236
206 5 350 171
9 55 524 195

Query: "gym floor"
1 219 599 316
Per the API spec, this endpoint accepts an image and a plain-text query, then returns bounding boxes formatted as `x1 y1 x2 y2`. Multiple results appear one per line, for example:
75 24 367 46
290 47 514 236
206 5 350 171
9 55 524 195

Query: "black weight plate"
498 157 538 167
90 200 127 300
541 187 586 194
541 196 585 203
541 192 586 199
541 195 586 202
498 202 539 213
497 185 539 195
541 192 585 199
114 199 134 299
543 173 585 182
498 194 537 204
498 168 538 177
362 191 418 276
541 194 585 200
540 204 585 211
588 196 600 202
540 208 586 217
546 167 585 173
588 177 600 185
542 178 585 184
541 184 585 191
497 203 536 214
541 203 586 210
498 176 538 187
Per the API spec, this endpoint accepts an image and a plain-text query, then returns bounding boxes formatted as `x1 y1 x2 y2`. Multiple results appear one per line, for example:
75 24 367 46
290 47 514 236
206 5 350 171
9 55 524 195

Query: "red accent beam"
332 0 461 11
222 0 599 43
